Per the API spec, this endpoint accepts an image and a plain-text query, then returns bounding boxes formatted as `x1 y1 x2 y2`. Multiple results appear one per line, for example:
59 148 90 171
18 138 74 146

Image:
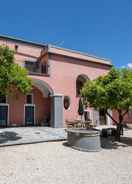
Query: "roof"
0 34 46 48
48 45 112 66
0 34 112 66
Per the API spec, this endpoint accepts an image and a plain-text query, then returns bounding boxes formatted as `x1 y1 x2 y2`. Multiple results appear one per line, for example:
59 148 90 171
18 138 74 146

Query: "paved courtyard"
0 129 132 184
0 127 67 146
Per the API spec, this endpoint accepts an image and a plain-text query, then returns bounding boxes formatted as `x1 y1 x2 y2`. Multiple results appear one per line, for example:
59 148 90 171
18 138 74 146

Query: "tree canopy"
81 67 132 139
82 67 132 114
0 45 32 95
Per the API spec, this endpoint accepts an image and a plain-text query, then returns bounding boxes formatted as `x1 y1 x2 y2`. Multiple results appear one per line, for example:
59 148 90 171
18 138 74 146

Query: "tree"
81 67 132 141
0 45 32 95
78 98 84 121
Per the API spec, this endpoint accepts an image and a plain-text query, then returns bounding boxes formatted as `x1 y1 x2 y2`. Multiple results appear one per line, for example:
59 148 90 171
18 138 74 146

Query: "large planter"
66 128 101 152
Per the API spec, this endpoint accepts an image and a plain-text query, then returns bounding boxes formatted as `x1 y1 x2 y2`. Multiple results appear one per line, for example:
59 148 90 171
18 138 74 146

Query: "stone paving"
0 127 67 146
0 129 132 184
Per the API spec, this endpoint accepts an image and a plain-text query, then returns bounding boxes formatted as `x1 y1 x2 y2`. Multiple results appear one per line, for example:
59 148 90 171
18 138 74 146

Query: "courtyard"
0 129 132 184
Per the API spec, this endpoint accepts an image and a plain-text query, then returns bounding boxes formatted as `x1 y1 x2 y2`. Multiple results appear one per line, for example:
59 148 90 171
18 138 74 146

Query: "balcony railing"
25 60 49 76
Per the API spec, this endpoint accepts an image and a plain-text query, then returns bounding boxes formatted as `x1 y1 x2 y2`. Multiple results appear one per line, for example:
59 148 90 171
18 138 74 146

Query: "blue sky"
0 0 131 67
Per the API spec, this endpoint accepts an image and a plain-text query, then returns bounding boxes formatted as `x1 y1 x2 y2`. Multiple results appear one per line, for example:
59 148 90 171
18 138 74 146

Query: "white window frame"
0 96 9 126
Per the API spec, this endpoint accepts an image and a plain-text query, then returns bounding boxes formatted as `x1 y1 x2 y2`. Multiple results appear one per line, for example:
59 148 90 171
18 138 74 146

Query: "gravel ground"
0 130 132 184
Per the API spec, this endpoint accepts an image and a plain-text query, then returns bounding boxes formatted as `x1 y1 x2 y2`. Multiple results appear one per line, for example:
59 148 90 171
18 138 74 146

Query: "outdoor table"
66 120 93 128
84 120 93 129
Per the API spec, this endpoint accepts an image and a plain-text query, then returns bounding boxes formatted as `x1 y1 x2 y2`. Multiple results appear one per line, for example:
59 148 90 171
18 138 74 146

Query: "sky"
0 0 132 68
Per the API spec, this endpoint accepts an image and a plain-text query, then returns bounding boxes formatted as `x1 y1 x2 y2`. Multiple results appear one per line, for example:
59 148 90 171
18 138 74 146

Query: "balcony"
25 60 49 76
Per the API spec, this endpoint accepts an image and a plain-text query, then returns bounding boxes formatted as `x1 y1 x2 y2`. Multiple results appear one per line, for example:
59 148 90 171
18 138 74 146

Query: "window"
64 96 70 110
26 94 33 104
41 64 47 74
25 60 48 75
76 74 89 96
0 96 6 103
25 61 37 73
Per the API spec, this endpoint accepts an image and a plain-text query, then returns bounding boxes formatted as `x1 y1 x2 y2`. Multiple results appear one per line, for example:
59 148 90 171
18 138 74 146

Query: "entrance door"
0 105 8 127
25 105 35 126
99 109 107 125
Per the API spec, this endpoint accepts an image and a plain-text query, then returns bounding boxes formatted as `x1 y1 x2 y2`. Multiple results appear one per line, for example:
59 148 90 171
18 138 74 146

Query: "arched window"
64 96 70 110
76 74 89 96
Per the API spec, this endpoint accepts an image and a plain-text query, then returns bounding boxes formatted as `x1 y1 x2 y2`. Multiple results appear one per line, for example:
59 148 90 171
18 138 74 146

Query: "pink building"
0 35 115 127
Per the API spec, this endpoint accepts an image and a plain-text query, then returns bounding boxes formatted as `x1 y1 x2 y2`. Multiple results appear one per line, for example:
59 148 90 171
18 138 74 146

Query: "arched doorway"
6 79 54 127
30 79 54 126
32 78 54 97
32 78 63 128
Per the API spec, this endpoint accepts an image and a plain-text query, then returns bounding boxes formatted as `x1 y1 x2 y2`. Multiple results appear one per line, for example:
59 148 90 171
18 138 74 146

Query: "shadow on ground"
63 142 69 148
63 136 132 150
101 136 132 149
0 131 22 144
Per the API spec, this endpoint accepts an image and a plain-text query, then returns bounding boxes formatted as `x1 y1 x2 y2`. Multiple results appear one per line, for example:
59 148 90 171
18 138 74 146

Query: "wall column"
51 94 63 128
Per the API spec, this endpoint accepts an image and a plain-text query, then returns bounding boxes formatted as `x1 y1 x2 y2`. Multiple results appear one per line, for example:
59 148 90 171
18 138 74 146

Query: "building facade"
0 35 115 128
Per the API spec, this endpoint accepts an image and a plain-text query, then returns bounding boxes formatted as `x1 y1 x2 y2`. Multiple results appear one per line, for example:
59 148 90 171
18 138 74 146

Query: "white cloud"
127 63 132 68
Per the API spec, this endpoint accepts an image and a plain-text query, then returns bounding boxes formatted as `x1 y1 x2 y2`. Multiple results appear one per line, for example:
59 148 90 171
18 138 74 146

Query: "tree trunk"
106 111 118 124
106 110 125 141
116 111 123 141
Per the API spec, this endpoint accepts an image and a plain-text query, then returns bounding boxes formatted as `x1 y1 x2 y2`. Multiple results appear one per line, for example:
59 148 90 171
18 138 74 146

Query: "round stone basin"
66 128 101 152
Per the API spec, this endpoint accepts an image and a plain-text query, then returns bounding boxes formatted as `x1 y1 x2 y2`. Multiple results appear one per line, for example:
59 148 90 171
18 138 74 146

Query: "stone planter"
66 128 101 152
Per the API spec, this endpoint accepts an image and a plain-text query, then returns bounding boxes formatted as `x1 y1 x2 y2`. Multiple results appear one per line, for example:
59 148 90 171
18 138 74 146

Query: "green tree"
0 45 32 95
81 67 132 140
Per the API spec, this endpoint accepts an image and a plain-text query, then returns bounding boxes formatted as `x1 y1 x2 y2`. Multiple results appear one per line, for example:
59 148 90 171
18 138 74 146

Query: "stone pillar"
51 94 63 128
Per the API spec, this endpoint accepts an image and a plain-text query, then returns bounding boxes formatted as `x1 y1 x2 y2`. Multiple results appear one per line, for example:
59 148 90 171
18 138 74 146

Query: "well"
66 128 101 152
